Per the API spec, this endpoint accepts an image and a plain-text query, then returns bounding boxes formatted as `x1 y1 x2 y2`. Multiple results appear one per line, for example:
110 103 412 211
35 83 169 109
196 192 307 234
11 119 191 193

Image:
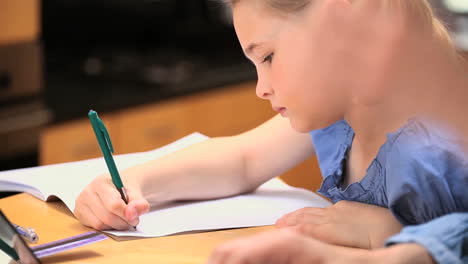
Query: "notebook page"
106 178 331 238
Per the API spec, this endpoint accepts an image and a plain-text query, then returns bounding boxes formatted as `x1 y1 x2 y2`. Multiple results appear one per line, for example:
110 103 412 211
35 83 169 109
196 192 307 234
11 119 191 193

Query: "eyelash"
261 53 274 64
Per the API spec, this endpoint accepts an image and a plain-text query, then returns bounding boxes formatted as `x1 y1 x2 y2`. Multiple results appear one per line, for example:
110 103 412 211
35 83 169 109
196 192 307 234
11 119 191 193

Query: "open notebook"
0 133 331 238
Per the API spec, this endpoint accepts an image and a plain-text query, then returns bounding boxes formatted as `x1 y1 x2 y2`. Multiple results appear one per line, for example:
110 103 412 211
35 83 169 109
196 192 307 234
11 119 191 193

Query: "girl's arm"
385 212 468 264
74 114 315 230
129 114 314 202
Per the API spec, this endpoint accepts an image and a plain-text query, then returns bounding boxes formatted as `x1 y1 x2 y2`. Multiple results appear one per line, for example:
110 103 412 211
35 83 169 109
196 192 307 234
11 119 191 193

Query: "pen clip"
97 116 114 154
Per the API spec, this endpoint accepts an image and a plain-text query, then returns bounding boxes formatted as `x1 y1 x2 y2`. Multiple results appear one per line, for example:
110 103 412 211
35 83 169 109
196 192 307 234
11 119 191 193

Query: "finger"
289 223 318 236
91 189 132 230
83 204 113 230
276 207 326 227
92 201 132 230
275 213 291 227
126 188 150 215
74 189 112 230
124 199 149 226
288 223 339 246
95 182 127 220
123 188 149 225
75 202 112 230
275 210 305 227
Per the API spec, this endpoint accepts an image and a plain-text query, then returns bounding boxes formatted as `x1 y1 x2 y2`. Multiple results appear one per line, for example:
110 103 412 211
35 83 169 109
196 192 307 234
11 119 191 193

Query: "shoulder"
385 117 466 173
384 118 468 225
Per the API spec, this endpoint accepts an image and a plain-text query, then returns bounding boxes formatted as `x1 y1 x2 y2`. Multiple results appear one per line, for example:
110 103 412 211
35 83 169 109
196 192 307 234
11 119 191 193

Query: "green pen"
88 110 129 204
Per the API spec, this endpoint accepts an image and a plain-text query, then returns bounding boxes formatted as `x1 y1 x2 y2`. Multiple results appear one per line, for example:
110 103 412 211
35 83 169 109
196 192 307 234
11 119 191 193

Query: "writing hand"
74 174 149 230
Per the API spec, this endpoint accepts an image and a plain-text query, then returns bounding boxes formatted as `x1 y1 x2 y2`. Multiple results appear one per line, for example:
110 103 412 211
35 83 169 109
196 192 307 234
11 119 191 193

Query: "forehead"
232 0 292 50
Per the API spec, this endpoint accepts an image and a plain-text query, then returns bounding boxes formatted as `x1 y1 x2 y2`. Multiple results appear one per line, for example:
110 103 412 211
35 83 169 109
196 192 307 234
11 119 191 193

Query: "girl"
75 0 468 263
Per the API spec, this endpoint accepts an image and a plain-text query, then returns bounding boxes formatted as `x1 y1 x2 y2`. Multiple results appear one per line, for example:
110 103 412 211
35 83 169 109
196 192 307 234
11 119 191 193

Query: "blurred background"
0 0 258 168
0 0 467 194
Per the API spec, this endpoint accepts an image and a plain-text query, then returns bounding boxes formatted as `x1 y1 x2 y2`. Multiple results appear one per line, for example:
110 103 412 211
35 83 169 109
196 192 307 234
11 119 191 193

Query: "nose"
255 74 273 100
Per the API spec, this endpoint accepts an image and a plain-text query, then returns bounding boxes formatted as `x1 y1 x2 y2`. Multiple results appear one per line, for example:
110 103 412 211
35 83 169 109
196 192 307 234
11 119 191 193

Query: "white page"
107 178 331 238
0 133 209 211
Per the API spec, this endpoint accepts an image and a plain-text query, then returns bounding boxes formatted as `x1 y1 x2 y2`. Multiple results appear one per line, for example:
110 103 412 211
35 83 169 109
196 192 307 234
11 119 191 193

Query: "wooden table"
0 193 273 264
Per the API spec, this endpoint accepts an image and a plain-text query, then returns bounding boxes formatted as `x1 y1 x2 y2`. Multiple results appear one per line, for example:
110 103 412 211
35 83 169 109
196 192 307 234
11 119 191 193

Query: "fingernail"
130 218 139 227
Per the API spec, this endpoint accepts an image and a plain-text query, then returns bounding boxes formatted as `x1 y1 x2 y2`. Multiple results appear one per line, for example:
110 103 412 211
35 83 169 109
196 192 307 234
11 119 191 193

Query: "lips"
273 106 283 112
273 106 287 116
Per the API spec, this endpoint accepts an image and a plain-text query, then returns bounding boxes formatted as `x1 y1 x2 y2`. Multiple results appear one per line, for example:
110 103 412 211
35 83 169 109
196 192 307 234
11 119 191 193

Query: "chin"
288 118 314 133
289 116 337 133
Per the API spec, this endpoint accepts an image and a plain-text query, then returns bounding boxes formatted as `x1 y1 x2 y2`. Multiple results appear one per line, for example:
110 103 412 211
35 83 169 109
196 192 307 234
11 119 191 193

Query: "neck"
421 53 468 138
345 38 468 159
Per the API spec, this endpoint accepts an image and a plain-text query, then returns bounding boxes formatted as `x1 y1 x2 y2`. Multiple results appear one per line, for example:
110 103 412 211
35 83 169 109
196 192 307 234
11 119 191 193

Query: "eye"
261 53 274 64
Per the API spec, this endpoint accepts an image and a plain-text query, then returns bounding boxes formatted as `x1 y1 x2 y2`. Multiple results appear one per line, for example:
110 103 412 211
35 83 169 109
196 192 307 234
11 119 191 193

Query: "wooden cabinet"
39 114 120 165
117 99 190 154
39 81 323 191
117 82 275 154
40 82 273 163
0 0 40 45
183 82 277 137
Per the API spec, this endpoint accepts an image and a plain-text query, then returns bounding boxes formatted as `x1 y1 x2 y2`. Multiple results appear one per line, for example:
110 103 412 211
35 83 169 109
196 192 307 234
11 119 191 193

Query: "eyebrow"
244 43 259 58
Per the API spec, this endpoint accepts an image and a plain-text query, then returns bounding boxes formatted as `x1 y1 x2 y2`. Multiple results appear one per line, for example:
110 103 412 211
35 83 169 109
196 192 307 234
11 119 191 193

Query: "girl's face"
232 0 407 132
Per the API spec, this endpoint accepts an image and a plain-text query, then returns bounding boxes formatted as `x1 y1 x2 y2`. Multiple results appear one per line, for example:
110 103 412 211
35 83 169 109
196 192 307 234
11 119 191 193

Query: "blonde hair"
224 0 457 55
383 0 457 55
223 0 309 12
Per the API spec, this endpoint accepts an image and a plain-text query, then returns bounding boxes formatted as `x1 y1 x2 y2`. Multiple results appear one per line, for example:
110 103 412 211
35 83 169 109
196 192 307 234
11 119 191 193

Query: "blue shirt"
310 118 468 263
386 213 468 264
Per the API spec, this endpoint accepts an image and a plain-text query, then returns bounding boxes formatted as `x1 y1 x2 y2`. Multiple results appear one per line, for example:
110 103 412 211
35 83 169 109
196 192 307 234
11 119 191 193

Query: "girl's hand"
74 174 149 230
275 200 403 249
207 228 435 264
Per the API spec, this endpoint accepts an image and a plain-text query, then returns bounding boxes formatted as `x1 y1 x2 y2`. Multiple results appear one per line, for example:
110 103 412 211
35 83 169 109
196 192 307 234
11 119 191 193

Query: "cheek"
271 61 320 132
273 36 346 131
273 35 315 96
273 32 323 113
276 26 325 92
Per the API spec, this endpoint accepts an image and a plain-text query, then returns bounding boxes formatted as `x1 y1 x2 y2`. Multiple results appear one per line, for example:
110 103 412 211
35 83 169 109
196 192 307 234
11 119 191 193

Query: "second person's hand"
74 173 149 230
275 200 403 249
